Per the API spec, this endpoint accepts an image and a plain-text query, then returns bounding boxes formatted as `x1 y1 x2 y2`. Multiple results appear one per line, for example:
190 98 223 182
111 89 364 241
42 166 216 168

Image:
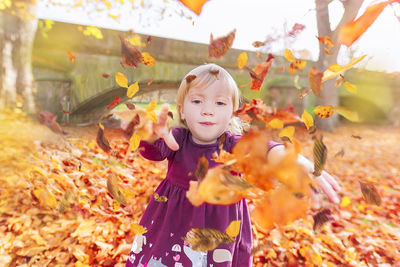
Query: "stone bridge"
32 20 400 125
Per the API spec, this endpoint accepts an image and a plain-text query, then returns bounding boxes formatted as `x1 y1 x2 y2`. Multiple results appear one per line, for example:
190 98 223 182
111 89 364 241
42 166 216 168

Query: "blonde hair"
176 63 242 134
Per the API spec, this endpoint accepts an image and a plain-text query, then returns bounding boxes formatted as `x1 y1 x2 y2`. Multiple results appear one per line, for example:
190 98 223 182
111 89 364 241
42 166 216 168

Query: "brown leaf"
194 156 209 181
313 135 327 177
308 67 323 97
252 41 266 48
249 54 274 91
359 180 382 206
107 176 126 206
125 102 136 110
119 35 143 68
334 148 345 158
209 29 236 58
153 192 168 202
183 227 235 252
124 114 140 139
313 209 334 232
185 74 197 84
39 110 67 135
96 127 111 153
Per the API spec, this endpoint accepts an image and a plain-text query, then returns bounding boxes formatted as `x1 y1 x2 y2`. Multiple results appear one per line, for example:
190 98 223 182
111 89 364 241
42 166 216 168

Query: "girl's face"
179 80 233 144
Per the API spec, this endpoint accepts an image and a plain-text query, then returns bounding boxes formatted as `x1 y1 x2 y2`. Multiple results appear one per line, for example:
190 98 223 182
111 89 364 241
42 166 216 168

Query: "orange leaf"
248 54 274 91
308 67 323 97
323 47 333 55
141 52 156 66
284 49 295 62
209 29 236 59
66 50 75 63
316 36 334 47
178 0 209 15
338 0 399 47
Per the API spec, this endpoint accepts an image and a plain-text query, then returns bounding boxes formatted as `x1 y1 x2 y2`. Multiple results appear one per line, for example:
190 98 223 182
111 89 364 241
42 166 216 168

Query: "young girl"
126 64 341 267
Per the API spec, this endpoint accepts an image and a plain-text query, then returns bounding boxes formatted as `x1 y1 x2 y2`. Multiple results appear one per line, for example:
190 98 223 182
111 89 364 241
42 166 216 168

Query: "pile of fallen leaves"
1 110 400 266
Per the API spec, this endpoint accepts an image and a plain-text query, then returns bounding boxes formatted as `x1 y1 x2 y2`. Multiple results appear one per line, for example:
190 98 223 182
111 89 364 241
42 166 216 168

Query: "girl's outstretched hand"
152 104 179 151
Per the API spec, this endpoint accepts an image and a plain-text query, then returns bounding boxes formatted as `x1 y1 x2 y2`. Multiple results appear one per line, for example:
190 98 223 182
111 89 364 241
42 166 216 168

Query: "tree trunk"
0 3 38 113
315 0 363 131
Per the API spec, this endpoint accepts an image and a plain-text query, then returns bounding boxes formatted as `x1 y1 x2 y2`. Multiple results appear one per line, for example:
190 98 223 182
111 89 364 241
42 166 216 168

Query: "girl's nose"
201 105 214 116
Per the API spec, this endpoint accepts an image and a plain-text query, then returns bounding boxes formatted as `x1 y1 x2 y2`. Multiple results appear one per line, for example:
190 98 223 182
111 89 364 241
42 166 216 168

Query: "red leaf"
125 102 136 110
101 73 110 78
107 96 121 110
119 35 143 68
66 50 75 63
209 29 236 59
338 0 399 47
124 114 140 139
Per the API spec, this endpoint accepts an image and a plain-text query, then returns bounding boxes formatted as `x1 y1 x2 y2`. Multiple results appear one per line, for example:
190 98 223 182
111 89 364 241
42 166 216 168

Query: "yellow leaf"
128 34 146 48
142 52 156 66
301 110 314 130
75 261 91 267
131 223 147 235
82 26 103 39
313 105 334 119
129 133 141 151
225 220 241 238
33 188 58 208
127 81 139 98
289 60 307 74
268 118 284 129
99 123 104 130
340 196 351 207
115 72 128 88
237 52 248 69
112 199 120 211
335 106 360 122
344 81 357 94
278 126 295 142
146 100 158 122
322 55 366 82
328 64 344 72
284 49 294 62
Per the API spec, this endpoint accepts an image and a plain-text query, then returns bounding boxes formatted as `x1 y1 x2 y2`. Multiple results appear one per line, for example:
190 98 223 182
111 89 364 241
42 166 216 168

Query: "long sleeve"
139 127 185 161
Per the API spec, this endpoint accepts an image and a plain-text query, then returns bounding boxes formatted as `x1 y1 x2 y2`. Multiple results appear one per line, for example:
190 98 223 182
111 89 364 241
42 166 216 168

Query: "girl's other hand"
152 104 179 151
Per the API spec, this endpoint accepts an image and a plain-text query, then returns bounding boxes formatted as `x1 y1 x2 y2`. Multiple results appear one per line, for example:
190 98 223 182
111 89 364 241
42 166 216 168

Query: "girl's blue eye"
216 101 226 106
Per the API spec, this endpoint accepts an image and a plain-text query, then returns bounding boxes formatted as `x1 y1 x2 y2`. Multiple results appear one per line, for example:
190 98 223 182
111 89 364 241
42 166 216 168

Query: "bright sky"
37 0 400 73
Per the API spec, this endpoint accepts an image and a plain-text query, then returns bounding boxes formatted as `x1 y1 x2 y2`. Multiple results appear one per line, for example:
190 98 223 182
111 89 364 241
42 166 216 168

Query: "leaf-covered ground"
1 110 399 266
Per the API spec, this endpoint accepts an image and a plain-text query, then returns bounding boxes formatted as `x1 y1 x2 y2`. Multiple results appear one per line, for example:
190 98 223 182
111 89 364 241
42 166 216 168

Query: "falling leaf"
39 110 66 135
314 105 334 119
185 74 197 83
312 135 327 177
301 110 314 130
62 109 72 114
322 55 366 82
338 0 397 47
268 118 283 129
335 74 345 87
141 52 156 66
248 54 274 91
147 77 154 85
96 127 111 153
125 102 136 110
288 23 306 37
351 135 362 139
316 36 334 47
81 25 103 39
127 82 139 98
237 52 248 69
225 220 241 238
323 47 333 55
294 75 302 89
275 66 285 73
252 41 265 48
344 81 357 94
209 29 236 58
107 176 126 205
289 60 306 74
107 96 121 110
359 180 382 206
66 50 75 63
99 123 104 130
146 36 152 43
335 106 360 122
131 224 147 235
119 35 143 68
299 88 312 99
328 64 344 72
279 126 295 142
146 100 158 122
116 72 128 88
308 67 323 97
129 133 141 151
183 227 235 252
194 156 209 181
284 49 295 62
178 0 209 15
153 192 168 202
101 73 110 78
313 209 334 232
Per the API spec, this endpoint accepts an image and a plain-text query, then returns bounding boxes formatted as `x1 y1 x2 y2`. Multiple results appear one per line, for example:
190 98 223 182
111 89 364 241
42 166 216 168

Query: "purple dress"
126 128 281 267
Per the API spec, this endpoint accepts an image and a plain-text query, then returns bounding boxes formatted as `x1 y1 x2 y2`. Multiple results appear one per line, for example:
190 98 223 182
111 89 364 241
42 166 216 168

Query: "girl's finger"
157 104 169 126
315 175 340 204
322 171 341 191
